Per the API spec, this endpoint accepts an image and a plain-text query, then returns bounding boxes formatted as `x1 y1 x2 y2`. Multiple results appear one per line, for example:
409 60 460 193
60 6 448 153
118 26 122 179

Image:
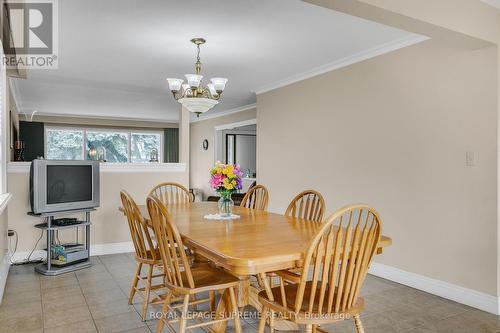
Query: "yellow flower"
223 178 234 190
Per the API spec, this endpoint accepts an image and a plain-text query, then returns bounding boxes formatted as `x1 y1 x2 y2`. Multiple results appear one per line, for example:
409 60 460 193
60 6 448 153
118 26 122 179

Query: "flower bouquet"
210 162 243 217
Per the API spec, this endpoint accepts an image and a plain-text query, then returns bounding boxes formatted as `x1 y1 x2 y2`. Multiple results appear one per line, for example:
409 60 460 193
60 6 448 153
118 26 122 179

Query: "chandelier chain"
195 44 202 75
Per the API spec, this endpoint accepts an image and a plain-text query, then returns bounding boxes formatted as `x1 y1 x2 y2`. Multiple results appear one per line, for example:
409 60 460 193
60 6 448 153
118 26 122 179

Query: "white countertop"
8 162 187 173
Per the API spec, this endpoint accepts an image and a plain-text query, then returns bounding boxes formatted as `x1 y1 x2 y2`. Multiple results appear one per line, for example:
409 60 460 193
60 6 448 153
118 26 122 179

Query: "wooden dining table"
120 202 392 331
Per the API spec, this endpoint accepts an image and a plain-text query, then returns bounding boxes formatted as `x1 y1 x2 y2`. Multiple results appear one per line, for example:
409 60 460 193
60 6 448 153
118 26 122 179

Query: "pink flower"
210 173 224 189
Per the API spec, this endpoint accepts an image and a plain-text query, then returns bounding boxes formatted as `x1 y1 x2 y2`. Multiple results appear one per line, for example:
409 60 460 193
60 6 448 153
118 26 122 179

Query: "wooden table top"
125 202 392 275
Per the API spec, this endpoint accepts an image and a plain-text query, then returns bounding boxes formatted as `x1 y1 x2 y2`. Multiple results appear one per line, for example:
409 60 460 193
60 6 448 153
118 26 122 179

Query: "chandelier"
167 38 228 117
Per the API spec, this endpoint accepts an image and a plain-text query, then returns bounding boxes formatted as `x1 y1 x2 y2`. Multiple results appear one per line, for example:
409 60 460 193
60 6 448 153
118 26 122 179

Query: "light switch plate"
466 151 475 166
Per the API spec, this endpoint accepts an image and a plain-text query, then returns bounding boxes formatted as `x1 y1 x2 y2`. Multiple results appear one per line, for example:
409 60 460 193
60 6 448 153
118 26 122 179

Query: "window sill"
8 162 186 173
0 193 12 215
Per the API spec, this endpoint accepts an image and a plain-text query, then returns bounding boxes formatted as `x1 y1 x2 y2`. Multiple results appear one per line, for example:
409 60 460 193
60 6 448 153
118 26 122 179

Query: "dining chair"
240 184 269 210
258 204 382 333
120 190 165 321
147 195 243 333
285 190 325 222
149 182 192 205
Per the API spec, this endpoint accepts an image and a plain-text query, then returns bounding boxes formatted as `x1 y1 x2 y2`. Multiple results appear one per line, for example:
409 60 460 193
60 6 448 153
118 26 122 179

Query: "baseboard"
0 252 11 305
10 241 135 263
90 241 134 256
369 262 500 315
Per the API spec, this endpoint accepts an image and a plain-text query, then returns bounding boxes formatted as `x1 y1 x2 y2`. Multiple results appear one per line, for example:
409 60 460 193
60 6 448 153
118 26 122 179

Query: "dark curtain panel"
20 121 45 161
164 128 179 163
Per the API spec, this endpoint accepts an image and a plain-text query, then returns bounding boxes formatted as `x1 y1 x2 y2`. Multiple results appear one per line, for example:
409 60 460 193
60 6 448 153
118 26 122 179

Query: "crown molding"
254 34 430 95
191 103 257 123
8 78 22 113
214 118 257 131
21 110 179 124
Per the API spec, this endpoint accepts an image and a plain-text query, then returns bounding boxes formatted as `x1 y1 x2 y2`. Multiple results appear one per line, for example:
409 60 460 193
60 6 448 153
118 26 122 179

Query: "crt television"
30 159 100 214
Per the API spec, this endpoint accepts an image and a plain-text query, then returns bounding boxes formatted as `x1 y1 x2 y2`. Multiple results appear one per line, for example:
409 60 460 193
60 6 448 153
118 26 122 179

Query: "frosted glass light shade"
185 74 203 88
166 78 183 92
182 84 190 91
210 78 228 93
178 97 218 114
207 83 217 96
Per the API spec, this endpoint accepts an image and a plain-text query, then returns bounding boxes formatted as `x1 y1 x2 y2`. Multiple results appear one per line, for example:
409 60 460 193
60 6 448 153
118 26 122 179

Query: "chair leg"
179 294 190 333
128 262 142 305
190 294 198 311
258 305 268 333
156 291 172 333
269 309 275 333
141 264 154 321
228 287 242 333
353 314 365 333
305 324 313 333
209 290 216 313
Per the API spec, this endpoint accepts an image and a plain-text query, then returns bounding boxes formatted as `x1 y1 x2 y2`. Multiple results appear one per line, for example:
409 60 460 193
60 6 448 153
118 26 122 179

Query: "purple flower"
235 177 243 190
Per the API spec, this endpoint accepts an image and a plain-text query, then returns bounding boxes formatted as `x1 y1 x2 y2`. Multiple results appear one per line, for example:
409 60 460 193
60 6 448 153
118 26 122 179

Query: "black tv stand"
29 208 95 276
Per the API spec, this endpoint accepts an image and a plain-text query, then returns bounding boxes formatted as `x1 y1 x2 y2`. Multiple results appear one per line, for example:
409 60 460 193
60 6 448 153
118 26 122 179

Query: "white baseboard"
0 253 11 305
91 241 135 256
369 262 500 315
10 241 135 264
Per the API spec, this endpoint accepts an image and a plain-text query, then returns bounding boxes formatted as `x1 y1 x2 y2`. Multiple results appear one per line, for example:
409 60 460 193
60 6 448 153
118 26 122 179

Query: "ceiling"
12 0 426 123
481 0 500 9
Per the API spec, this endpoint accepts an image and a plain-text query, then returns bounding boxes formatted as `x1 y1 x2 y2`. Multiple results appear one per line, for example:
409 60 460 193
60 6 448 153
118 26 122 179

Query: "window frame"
44 125 164 163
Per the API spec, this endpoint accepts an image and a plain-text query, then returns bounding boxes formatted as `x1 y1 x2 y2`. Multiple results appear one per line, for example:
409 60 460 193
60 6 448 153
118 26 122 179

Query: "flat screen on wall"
30 160 100 214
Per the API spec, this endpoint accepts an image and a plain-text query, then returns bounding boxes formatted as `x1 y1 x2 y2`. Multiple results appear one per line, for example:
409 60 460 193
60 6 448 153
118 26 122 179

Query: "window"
131 132 162 163
45 126 163 163
46 129 84 160
86 131 128 162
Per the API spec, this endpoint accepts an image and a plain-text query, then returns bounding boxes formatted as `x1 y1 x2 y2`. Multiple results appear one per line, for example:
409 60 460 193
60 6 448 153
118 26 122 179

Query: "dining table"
120 201 392 332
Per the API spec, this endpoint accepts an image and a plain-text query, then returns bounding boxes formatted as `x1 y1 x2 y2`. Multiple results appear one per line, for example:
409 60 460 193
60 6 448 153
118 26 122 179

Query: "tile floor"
0 253 499 333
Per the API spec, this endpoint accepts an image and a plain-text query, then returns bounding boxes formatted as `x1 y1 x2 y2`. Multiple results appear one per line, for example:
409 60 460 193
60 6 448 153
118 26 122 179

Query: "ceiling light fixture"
167 38 228 117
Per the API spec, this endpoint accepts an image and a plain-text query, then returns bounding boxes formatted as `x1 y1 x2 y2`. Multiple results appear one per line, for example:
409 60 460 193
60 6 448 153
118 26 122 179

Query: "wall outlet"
7 230 15 237
466 151 476 167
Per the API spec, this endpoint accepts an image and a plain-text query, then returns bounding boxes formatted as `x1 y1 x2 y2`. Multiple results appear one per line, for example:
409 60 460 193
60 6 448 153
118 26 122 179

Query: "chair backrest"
120 191 159 261
149 182 191 205
146 195 195 289
293 204 381 314
285 190 325 222
240 185 269 210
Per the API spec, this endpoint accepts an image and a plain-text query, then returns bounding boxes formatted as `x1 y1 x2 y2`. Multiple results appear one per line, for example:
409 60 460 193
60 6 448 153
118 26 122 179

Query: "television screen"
30 159 100 214
46 165 93 204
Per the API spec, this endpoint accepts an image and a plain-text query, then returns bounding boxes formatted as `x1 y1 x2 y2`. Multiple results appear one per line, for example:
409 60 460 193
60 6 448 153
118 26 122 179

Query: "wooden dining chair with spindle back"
146 195 243 333
149 182 192 205
240 184 269 210
285 190 326 222
258 204 382 333
120 190 165 321
270 190 326 286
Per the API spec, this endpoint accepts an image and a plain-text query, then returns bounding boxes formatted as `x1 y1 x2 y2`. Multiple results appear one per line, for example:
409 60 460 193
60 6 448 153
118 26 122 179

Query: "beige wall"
190 109 256 199
257 40 498 295
7 169 188 253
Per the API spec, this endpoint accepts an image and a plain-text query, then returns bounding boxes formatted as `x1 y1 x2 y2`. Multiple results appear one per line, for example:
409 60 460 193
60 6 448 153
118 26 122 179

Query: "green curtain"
164 128 179 163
